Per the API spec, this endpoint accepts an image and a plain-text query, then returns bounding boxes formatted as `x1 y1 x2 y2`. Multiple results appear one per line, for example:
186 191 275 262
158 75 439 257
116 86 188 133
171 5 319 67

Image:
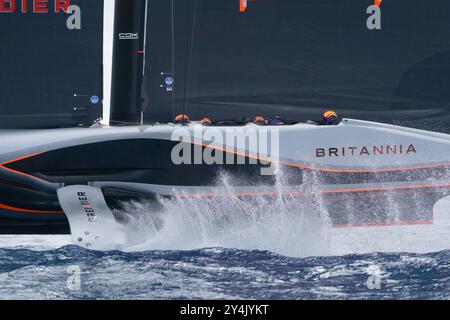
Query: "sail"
140 0 450 132
0 0 103 129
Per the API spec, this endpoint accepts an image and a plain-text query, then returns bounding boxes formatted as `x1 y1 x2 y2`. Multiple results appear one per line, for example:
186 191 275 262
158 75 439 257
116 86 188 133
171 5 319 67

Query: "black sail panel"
0 0 103 129
142 0 193 123
142 0 450 132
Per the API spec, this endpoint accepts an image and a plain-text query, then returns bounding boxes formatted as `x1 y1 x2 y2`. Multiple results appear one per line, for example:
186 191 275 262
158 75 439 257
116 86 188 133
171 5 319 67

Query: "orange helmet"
252 116 266 125
200 117 212 126
174 114 190 124
322 110 338 125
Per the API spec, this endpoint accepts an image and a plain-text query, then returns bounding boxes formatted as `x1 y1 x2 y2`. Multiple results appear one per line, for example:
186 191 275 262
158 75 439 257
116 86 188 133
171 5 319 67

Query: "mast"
110 0 146 126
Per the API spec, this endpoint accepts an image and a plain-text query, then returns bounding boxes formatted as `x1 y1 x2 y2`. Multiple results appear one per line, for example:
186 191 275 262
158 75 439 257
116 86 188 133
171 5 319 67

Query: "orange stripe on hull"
0 203 63 214
0 152 44 166
2 145 450 183
0 165 46 182
173 182 450 199
0 152 46 182
322 183 450 194
333 219 433 229
175 191 280 199
192 142 450 174
0 152 63 214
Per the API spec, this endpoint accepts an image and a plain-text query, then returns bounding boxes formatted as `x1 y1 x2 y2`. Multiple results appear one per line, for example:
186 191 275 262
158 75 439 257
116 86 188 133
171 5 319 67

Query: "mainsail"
112 0 450 132
0 0 103 129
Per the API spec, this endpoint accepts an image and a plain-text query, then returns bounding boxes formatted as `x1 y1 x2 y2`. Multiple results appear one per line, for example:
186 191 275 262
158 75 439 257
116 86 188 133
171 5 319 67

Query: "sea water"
0 175 449 299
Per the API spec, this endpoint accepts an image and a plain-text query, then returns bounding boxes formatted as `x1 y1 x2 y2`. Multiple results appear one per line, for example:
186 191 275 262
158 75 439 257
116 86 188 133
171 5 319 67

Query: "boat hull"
0 119 449 234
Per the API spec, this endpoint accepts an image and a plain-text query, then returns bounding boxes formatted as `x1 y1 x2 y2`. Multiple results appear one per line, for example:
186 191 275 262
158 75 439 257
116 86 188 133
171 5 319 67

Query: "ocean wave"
0 246 449 300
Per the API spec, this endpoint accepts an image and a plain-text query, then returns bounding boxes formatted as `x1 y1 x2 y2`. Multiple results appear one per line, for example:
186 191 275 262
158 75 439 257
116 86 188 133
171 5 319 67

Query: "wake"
114 172 450 257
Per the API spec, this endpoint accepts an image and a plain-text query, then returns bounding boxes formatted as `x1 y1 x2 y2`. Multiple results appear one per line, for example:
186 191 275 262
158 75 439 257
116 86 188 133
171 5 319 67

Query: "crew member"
321 110 338 125
174 114 190 124
252 116 266 125
200 117 212 126
267 116 285 125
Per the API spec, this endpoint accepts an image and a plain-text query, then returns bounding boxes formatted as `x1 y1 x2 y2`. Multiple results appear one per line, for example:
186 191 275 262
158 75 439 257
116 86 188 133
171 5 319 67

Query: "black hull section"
0 216 70 235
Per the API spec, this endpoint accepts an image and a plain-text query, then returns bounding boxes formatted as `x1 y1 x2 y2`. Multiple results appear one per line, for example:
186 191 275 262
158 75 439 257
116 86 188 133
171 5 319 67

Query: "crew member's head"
252 116 266 125
200 117 212 126
267 116 284 126
174 114 190 124
322 110 338 125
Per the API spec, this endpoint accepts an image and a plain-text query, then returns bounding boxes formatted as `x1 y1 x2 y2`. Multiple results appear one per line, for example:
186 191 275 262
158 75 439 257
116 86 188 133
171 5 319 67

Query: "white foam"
328 196 450 256
2 189 448 257
0 235 71 251
116 184 450 257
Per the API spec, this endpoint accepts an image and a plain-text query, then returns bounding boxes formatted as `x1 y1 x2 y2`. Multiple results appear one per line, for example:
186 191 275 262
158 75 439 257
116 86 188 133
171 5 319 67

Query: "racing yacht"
0 0 449 238
1 118 449 235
